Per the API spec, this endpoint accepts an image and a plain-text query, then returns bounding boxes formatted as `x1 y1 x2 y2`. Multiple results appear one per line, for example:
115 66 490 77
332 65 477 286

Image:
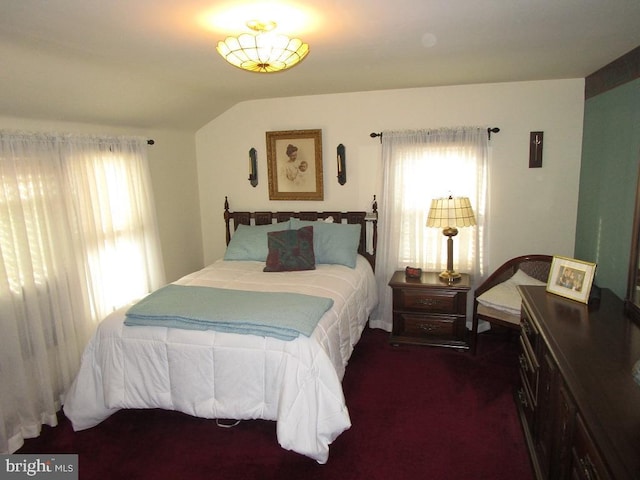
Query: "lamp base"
439 270 461 282
439 231 461 283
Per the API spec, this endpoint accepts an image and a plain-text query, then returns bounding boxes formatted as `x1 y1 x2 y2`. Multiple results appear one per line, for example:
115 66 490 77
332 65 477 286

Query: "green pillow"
224 221 290 261
264 226 315 272
289 219 361 268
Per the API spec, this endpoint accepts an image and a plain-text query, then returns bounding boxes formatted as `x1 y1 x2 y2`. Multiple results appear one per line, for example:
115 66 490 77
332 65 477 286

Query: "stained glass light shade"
216 22 309 73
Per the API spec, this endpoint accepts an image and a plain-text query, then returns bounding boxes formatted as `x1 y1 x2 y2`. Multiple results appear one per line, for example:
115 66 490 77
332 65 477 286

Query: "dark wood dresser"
516 285 640 480
388 271 470 349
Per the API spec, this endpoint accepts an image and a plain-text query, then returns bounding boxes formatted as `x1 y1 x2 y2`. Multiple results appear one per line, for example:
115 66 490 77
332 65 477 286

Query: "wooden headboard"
224 196 378 271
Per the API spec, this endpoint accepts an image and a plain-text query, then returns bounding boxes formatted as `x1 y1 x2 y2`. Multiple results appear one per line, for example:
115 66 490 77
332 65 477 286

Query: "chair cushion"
476 269 546 315
477 304 520 326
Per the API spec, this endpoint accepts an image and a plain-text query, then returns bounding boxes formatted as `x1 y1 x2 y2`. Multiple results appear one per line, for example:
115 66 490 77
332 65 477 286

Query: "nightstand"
388 271 471 350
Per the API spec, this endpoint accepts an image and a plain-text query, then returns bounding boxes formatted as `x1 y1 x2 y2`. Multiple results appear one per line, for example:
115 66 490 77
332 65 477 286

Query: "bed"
63 197 379 464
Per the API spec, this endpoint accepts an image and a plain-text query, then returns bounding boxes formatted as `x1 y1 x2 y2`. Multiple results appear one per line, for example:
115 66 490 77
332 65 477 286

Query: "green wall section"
574 79 640 299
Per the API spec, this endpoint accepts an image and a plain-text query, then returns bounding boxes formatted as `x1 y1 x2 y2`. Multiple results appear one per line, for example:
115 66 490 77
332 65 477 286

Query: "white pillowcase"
223 222 290 262
289 219 361 268
477 269 546 315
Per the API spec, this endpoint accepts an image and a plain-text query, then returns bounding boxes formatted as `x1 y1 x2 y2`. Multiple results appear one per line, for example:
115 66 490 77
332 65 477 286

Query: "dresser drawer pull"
416 298 440 306
517 388 529 409
519 354 529 372
579 456 596 480
418 323 437 332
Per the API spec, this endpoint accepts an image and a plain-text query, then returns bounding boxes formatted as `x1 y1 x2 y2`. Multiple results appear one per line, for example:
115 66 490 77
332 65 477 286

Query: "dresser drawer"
520 305 539 356
516 369 536 431
571 414 612 480
518 335 539 402
394 288 465 314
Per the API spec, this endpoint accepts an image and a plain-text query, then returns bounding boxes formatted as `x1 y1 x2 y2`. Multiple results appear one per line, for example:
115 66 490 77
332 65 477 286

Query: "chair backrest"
518 256 553 282
475 254 553 298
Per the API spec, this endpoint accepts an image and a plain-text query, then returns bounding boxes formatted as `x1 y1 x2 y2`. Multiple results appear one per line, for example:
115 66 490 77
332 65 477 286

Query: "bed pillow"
223 221 290 262
477 269 546 315
290 219 361 268
264 226 315 272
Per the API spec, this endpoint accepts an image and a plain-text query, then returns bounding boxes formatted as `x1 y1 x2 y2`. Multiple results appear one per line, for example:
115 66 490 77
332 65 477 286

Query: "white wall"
144 129 203 281
196 79 585 276
0 116 203 283
0 78 586 283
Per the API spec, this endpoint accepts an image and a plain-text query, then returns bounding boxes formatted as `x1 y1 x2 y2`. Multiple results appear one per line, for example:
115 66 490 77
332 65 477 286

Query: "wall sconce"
529 131 543 168
337 144 346 185
248 148 258 187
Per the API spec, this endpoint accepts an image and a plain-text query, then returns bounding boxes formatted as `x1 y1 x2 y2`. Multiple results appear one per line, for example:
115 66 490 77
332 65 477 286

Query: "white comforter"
63 256 377 463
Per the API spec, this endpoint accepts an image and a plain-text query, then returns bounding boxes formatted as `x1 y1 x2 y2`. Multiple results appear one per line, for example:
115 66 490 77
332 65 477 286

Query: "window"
0 131 165 453
69 151 156 312
370 127 489 332
393 143 483 267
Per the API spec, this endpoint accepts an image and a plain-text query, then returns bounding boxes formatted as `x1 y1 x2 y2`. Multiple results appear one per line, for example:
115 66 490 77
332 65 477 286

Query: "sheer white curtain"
370 127 489 331
0 131 165 453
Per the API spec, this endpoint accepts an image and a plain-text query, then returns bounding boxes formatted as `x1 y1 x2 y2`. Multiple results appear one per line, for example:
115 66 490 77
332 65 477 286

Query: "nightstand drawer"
394 313 462 339
394 289 464 314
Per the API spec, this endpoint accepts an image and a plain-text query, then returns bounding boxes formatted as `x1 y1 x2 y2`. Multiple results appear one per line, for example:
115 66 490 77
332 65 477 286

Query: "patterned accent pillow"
264 226 316 272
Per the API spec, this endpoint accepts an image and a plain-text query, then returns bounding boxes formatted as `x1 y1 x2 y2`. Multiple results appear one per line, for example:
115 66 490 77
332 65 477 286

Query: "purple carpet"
17 328 533 480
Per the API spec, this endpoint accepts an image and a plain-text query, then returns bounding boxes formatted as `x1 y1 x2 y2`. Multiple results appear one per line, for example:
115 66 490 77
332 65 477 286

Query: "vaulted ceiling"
1 0 639 131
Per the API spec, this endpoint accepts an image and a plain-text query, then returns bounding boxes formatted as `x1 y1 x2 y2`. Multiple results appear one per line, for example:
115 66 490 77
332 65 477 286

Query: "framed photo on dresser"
546 255 596 304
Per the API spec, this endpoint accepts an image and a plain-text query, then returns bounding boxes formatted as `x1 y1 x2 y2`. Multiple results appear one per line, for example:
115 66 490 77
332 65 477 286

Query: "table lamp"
426 195 476 281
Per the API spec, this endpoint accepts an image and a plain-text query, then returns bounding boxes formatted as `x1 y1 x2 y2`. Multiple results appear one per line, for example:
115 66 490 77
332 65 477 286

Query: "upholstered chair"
471 254 553 354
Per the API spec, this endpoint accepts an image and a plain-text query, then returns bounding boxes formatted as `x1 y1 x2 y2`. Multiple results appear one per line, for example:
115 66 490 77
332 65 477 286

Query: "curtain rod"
487 127 500 139
369 127 501 142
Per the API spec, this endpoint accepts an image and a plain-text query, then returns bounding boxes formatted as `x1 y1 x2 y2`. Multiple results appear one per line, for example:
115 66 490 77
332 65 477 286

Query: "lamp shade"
426 196 476 228
216 22 309 73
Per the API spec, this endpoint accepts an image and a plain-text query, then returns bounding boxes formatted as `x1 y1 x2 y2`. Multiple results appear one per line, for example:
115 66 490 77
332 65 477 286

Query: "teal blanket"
124 284 334 341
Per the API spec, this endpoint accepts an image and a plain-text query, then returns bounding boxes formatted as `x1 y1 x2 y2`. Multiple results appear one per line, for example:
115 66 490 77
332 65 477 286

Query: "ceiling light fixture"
216 20 309 73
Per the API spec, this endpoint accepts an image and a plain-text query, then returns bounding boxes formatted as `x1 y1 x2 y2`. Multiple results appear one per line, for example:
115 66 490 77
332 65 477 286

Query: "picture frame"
546 255 597 304
266 129 323 200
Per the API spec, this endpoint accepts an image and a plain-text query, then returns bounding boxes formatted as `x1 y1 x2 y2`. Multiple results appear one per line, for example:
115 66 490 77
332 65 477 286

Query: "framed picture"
266 129 323 200
546 256 597 304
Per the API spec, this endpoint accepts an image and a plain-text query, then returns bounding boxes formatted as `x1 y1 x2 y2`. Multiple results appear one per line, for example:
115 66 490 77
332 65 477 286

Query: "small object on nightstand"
405 266 422 279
